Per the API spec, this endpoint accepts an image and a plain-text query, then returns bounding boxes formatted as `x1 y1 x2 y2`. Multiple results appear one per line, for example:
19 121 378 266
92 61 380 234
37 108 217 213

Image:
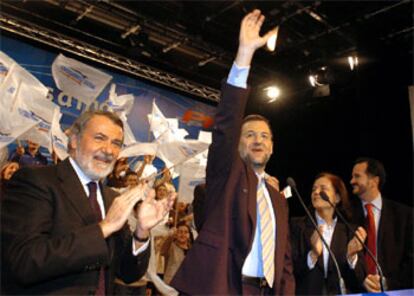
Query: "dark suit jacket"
1 158 150 295
291 215 365 295
350 197 413 290
171 83 295 295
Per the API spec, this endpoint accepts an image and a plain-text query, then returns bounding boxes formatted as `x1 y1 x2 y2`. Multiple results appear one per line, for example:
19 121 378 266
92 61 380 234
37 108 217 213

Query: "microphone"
319 191 386 292
287 177 347 295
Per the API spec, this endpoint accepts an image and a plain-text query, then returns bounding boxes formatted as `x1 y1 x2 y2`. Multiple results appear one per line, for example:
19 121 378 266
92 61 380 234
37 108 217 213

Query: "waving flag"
52 54 112 106
0 80 51 149
106 84 136 146
0 51 15 85
148 100 188 143
51 111 69 160
16 81 60 151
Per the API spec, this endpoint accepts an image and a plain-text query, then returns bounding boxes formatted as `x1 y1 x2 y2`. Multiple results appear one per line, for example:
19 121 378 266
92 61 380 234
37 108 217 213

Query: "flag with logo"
52 54 112 106
0 81 50 149
0 58 49 111
51 111 69 160
16 81 60 151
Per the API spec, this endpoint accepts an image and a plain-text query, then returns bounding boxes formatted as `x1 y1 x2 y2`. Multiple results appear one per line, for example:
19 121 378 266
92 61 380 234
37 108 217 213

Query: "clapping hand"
134 187 176 239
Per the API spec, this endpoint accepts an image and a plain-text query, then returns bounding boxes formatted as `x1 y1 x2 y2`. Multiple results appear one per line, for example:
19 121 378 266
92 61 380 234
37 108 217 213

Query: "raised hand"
235 9 278 67
134 188 176 239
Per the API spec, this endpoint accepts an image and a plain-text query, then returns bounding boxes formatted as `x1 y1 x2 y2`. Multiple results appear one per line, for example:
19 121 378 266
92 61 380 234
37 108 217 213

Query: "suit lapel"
57 158 97 225
100 182 115 213
377 199 388 264
246 167 258 232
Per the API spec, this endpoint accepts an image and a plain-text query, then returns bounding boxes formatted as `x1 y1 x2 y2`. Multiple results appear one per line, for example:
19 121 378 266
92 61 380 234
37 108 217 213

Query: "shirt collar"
69 157 94 186
362 194 382 212
315 211 337 228
255 171 267 179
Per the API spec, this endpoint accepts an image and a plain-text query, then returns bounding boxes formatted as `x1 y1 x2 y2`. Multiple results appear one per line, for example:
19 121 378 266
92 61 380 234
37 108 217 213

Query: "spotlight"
348 55 359 70
308 66 331 87
309 75 317 87
264 86 280 102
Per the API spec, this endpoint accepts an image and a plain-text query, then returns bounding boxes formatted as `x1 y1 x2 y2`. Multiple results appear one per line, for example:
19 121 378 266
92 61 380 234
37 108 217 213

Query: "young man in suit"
350 157 413 292
171 10 295 295
1 111 175 295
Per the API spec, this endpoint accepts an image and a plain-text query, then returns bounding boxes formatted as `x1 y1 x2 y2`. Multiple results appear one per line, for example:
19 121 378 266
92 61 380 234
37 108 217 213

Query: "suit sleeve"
115 226 150 284
385 205 413 290
281 228 296 294
205 83 250 209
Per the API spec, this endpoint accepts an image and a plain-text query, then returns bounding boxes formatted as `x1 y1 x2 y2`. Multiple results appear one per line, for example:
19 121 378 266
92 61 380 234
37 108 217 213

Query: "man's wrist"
133 232 149 242
134 227 149 242
234 47 255 67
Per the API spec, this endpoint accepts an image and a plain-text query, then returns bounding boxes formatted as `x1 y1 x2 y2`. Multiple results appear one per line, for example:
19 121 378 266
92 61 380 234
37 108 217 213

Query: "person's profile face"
350 162 372 200
238 120 273 171
311 177 339 211
71 115 123 180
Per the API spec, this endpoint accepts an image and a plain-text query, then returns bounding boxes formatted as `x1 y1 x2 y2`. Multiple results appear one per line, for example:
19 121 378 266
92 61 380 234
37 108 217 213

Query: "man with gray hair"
1 110 175 295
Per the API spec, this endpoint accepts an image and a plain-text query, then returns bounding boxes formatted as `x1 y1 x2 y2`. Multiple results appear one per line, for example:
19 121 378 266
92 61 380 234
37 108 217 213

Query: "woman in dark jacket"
291 172 367 295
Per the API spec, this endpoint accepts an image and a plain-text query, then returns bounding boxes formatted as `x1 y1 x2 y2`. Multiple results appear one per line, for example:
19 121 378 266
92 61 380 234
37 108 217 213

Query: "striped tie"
257 177 275 287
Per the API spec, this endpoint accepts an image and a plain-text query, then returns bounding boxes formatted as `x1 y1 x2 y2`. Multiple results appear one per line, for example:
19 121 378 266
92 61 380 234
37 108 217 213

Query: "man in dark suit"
350 157 413 292
171 10 295 295
1 111 175 295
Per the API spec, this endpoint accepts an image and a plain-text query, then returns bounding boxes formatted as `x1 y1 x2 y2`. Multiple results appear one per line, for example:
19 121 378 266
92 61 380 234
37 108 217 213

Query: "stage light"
348 55 359 70
309 75 317 87
264 86 280 102
308 66 330 87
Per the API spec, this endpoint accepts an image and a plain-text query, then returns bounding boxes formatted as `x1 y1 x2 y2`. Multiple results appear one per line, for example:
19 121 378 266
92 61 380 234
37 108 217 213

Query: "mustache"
94 152 115 163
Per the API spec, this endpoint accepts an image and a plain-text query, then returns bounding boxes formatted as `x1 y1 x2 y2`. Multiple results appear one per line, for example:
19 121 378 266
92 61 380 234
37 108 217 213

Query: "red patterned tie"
365 203 377 274
87 182 106 296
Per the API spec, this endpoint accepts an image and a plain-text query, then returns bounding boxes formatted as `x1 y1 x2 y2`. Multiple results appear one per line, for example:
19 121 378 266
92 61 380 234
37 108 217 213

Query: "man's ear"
69 134 78 150
370 176 380 189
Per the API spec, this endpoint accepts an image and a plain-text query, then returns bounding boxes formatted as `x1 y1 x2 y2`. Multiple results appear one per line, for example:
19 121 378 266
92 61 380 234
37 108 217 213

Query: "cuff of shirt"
226 62 250 89
307 251 317 269
347 254 358 269
132 238 150 256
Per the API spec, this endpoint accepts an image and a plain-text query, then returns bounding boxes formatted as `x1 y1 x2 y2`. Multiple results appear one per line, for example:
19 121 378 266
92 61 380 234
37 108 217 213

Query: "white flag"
16 82 60 151
0 80 49 149
119 142 158 159
0 51 16 86
52 54 112 106
51 111 69 160
106 84 136 146
177 161 206 203
0 61 49 111
148 101 188 143
107 83 134 116
156 140 209 170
